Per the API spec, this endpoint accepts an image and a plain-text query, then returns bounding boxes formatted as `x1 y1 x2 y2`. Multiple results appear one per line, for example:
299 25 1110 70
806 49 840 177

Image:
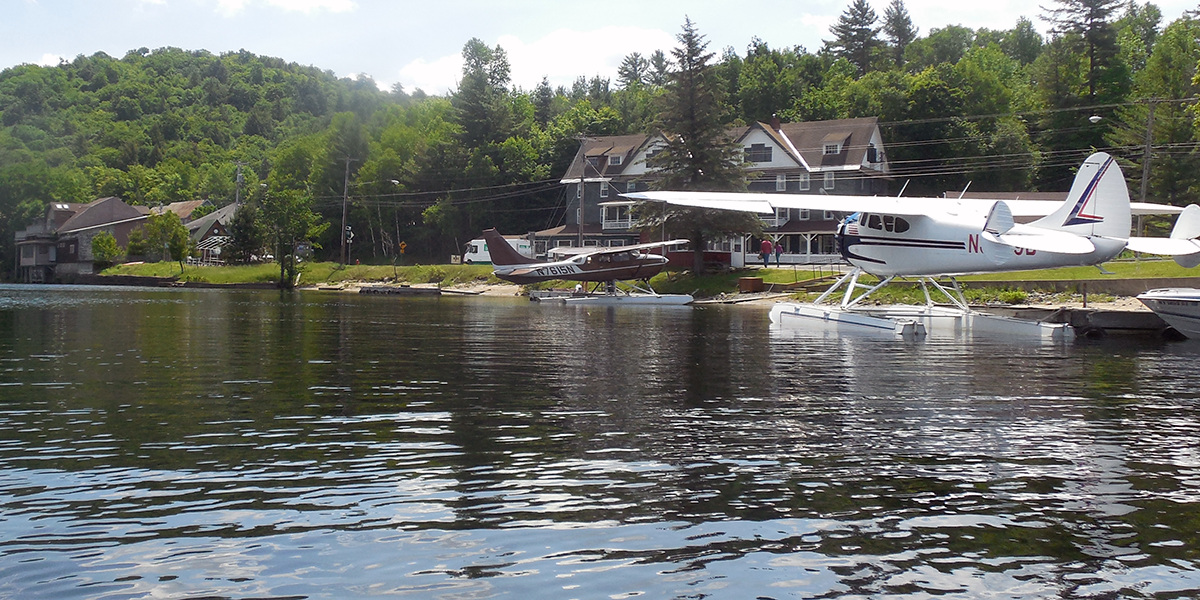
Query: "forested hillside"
2 0 1198 278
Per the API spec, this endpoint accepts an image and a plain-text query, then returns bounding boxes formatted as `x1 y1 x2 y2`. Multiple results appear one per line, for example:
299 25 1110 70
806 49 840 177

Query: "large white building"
554 117 891 266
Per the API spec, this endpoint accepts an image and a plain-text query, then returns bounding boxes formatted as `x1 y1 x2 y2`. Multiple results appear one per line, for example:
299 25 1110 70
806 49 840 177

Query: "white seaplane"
625 152 1200 339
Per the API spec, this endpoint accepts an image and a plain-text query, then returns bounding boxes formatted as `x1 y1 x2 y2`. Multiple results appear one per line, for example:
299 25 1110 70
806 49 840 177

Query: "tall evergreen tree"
647 50 672 86
453 38 512 148
1042 0 1123 99
617 52 649 88
826 0 885 75
641 18 759 274
882 0 918 68
533 76 554 126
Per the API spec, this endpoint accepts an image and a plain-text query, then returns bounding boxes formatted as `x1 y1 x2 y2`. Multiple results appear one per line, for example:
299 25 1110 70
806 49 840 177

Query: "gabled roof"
559 117 886 182
187 202 240 240
58 197 145 234
561 134 651 182
776 117 880 170
154 200 206 222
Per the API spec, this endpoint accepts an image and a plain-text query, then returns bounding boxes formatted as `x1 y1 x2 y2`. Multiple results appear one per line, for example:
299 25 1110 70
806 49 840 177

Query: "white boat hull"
770 302 1074 340
1137 288 1200 338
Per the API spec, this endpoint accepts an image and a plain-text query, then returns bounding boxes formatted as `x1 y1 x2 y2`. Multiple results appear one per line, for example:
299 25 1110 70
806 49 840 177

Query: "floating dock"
358 285 441 296
982 305 1174 338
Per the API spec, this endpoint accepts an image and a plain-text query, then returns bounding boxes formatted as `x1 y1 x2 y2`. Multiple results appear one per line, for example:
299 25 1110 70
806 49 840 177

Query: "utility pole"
340 157 352 265
1141 99 1157 205
234 162 245 206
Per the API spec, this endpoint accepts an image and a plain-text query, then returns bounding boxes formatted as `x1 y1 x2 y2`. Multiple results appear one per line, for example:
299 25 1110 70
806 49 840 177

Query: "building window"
867 144 878 163
587 156 601 167
609 239 625 247
745 143 772 162
21 246 33 258
799 173 810 191
600 181 609 198
626 181 637 192
799 209 810 220
775 174 786 191
824 172 835 190
823 143 841 155
824 211 835 220
608 155 623 166
576 184 582 199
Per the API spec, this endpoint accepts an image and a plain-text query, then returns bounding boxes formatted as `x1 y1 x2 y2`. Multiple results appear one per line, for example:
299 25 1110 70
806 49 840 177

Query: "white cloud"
394 26 677 96
36 53 65 66
214 0 356 17
396 54 463 95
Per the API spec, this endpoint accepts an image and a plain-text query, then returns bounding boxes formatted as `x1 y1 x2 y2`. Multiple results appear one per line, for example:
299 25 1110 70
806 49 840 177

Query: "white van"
462 236 533 264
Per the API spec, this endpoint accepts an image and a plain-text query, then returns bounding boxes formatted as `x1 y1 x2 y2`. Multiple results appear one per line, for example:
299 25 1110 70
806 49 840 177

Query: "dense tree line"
2 0 1200 279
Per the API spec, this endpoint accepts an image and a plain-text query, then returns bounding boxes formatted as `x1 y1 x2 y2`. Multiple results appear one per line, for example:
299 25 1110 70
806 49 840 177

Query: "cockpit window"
866 214 883 230
893 217 910 233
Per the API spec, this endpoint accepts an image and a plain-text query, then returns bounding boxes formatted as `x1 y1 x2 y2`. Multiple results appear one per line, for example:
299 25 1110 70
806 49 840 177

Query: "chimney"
770 113 781 131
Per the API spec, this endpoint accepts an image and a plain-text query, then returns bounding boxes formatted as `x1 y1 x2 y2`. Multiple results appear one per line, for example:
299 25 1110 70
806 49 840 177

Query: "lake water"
1 284 1199 599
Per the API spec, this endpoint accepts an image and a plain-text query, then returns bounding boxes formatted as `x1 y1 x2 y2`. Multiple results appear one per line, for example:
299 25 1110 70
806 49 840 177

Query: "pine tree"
647 50 671 86
882 0 918 68
827 0 884 75
1042 0 1123 99
533 76 553 126
617 53 649 88
642 18 759 274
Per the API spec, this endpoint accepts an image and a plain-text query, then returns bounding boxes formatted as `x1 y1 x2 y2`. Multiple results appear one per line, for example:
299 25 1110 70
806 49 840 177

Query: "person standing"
760 238 772 268
774 241 783 266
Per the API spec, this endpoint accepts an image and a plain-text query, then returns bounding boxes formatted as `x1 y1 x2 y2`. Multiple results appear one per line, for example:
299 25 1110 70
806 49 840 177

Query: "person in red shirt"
760 238 772 268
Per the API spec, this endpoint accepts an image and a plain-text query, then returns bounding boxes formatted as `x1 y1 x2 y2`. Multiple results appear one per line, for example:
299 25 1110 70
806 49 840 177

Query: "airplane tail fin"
1030 152 1131 239
1172 205 1200 268
480 229 533 266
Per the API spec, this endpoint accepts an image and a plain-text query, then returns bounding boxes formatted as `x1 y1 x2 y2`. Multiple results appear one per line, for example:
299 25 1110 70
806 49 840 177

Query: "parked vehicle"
462 235 533 264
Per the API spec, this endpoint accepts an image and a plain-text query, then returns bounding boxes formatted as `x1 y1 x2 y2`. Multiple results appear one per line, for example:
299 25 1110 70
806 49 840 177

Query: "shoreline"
304 280 1154 312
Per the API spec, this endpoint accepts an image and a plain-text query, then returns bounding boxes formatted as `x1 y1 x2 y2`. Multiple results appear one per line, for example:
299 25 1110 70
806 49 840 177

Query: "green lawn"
960 257 1197 281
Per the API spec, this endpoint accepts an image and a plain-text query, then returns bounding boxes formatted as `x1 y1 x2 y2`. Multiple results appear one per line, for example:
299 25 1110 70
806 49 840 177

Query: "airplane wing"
625 191 949 217
624 192 1188 219
546 239 691 258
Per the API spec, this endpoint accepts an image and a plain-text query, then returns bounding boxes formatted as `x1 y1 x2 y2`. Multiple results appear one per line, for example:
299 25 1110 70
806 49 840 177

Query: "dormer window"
745 143 772 162
608 155 623 166
823 143 841 155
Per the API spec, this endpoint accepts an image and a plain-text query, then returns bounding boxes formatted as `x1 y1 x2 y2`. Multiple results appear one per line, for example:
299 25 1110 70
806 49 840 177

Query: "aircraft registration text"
534 265 582 277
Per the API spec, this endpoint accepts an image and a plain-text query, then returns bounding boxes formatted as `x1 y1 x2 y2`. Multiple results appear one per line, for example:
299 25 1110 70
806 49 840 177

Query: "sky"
5 0 1198 96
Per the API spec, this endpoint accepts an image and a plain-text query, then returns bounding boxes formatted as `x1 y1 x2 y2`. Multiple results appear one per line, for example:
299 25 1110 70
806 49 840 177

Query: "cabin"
186 202 239 264
554 117 891 267
14 197 150 280
12 197 222 281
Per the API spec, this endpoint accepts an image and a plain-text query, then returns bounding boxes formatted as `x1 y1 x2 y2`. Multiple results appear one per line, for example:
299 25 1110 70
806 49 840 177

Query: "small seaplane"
479 228 694 305
625 152 1200 338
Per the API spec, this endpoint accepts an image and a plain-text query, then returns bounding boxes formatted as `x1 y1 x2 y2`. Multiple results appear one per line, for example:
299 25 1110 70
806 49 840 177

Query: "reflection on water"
1 284 1199 598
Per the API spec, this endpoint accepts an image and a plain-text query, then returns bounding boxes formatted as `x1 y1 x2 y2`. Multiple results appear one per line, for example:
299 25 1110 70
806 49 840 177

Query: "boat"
1136 288 1200 338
